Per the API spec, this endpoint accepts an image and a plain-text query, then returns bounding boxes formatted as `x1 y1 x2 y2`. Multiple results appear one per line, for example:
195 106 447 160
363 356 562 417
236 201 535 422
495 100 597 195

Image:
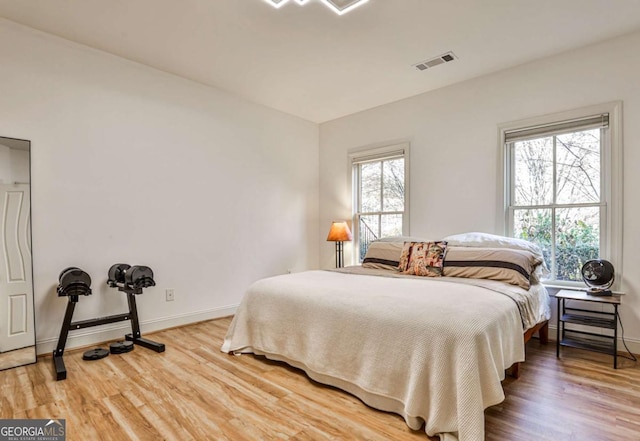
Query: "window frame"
498 102 623 288
349 142 410 264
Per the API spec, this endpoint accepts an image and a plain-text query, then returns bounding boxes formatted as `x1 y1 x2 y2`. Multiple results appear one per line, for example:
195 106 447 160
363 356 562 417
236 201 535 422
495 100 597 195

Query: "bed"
222 233 551 441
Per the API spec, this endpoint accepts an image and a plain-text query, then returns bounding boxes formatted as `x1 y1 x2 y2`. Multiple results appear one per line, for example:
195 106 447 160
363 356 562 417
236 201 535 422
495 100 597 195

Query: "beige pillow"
443 246 542 289
443 232 550 279
362 241 404 271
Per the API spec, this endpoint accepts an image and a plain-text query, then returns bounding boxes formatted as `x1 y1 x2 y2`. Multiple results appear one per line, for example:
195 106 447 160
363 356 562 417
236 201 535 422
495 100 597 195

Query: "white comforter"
222 269 550 441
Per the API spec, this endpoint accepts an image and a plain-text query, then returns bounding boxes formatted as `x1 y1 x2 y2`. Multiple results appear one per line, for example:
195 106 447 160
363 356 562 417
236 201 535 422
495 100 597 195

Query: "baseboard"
35 304 239 356
546 324 640 356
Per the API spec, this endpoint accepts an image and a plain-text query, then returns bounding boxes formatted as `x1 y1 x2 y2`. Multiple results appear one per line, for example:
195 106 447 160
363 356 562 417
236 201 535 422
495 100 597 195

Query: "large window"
502 103 622 284
351 144 409 262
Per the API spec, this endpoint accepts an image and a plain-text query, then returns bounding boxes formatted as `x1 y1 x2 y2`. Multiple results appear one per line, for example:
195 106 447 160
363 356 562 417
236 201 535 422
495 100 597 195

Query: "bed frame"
507 320 549 378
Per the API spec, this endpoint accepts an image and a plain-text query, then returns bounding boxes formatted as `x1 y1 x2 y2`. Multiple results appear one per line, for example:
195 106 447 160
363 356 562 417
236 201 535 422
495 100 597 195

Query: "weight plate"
82 348 109 361
109 341 134 354
108 263 131 285
58 267 80 282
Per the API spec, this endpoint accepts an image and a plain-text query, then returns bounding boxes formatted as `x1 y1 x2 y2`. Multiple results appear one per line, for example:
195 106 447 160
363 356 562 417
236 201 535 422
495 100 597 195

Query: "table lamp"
326 221 353 268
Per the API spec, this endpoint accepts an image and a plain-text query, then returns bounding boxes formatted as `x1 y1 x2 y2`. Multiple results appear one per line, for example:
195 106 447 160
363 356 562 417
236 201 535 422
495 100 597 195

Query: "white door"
0 183 34 353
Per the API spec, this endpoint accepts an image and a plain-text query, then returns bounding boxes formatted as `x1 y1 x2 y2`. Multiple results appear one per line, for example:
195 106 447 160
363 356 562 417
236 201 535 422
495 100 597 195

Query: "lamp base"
335 241 344 268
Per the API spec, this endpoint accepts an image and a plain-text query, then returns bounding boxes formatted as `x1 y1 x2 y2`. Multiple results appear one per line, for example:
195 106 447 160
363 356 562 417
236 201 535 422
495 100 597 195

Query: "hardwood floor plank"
1 317 638 440
102 393 163 441
289 428 335 441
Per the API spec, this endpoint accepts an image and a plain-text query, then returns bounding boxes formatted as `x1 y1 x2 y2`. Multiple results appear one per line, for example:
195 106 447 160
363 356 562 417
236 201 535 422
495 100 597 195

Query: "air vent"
413 51 457 72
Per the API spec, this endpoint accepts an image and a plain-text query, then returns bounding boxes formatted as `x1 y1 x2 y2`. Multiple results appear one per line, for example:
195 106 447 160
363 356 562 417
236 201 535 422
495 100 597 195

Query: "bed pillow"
443 246 542 289
374 235 428 243
362 241 404 271
443 232 550 279
399 241 447 277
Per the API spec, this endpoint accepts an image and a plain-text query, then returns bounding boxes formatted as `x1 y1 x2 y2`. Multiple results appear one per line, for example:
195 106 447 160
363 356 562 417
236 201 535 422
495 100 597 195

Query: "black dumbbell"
57 267 92 297
107 263 131 287
125 266 155 289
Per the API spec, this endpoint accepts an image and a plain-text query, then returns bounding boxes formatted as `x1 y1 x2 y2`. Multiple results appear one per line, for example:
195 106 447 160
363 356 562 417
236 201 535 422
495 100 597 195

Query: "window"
501 103 622 285
351 144 409 263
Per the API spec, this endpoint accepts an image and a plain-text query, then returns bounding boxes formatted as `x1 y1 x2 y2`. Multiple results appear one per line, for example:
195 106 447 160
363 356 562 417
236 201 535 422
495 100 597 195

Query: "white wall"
320 31 640 350
0 19 319 354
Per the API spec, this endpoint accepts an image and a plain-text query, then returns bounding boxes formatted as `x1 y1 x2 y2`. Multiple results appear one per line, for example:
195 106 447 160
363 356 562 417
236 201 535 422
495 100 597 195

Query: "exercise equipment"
57 267 92 297
109 341 134 354
82 348 109 360
107 263 130 286
107 263 156 291
105 263 164 353
53 264 165 381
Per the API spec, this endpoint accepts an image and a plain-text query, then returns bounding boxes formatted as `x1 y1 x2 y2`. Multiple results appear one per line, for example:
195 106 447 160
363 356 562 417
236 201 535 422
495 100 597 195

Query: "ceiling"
1 0 640 123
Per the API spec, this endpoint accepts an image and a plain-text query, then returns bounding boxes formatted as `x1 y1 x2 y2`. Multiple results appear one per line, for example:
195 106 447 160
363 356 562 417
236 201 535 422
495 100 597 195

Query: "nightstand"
555 289 621 368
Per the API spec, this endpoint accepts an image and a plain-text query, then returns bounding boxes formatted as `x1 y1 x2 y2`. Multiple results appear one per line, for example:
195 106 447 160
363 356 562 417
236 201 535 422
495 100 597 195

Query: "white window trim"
497 101 623 288
349 142 411 265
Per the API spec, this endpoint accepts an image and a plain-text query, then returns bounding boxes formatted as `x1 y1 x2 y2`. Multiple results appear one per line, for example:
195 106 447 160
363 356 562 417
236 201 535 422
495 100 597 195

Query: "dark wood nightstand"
555 289 621 368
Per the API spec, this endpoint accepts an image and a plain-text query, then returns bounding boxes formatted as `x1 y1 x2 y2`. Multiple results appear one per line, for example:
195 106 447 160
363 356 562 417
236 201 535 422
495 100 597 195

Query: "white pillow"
443 232 550 278
375 235 427 243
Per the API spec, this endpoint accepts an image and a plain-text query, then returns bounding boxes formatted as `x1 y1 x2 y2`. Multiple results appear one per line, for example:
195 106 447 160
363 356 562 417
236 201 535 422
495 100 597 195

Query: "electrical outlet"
166 288 175 302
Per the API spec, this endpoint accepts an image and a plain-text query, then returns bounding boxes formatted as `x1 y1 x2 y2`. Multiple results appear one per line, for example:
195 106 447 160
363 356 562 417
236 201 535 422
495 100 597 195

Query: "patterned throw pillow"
398 241 447 277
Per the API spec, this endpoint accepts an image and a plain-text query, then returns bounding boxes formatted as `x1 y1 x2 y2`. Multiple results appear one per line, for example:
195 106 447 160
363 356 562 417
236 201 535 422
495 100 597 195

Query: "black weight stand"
116 283 166 353
53 266 165 381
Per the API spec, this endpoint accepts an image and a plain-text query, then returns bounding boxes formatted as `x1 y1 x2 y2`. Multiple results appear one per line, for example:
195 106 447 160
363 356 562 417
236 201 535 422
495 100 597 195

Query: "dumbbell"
57 267 92 297
125 266 155 289
107 263 156 290
107 263 130 287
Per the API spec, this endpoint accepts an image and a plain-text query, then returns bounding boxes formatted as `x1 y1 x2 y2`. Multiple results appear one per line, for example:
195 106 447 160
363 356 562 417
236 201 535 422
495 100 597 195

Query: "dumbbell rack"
53 284 165 381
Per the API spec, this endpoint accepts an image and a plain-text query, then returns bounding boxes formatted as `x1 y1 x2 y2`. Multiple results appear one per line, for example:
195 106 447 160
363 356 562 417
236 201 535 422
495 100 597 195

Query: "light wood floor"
0 346 36 371
1 317 639 441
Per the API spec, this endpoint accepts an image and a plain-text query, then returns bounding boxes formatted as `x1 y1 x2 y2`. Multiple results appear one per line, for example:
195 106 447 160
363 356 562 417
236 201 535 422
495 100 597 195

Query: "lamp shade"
326 221 353 242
